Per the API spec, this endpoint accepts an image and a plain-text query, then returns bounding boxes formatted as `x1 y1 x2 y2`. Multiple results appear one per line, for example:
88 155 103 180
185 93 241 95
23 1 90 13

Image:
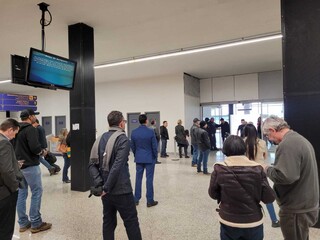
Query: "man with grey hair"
262 115 319 240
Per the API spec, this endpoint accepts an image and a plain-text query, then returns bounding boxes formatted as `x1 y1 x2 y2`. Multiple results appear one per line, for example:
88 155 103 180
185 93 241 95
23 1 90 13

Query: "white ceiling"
0 0 282 94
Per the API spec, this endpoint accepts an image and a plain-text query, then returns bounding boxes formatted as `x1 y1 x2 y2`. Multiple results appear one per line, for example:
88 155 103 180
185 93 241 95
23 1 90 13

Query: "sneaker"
63 180 71 183
191 164 197 167
147 201 158 208
185 156 190 158
272 221 280 228
19 223 31 232
30 222 52 233
155 161 162 164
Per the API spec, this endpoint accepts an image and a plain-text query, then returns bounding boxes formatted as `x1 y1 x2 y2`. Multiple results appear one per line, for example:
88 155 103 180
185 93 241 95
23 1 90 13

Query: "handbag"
57 143 68 153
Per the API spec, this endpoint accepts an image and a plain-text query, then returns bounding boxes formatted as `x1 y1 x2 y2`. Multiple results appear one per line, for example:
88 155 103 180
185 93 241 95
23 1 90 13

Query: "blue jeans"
160 139 167 156
197 149 210 173
192 144 198 165
220 223 263 240
62 153 71 181
17 165 43 228
134 163 155 203
102 193 142 240
266 203 278 222
39 156 54 170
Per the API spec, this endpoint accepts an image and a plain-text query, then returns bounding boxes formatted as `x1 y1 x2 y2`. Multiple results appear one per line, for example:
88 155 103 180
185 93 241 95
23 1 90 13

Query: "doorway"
42 116 52 135
55 116 66 136
127 113 141 140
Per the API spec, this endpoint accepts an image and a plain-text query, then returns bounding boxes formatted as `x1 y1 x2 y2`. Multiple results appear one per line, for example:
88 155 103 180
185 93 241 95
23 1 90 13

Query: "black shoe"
147 201 158 208
203 172 211 175
213 148 219 151
49 168 55 176
191 164 197 167
160 155 166 158
155 161 162 164
135 201 139 206
165 154 169 157
63 180 71 183
185 156 190 158
197 170 202 173
272 221 280 228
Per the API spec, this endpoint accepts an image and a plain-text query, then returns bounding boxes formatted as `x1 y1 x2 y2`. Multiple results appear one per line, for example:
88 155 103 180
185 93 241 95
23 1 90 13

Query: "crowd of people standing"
1 110 318 240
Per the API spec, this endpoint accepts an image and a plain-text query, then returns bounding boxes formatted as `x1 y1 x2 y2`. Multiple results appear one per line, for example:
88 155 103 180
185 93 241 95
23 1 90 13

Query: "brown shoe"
30 222 52 233
19 223 31 232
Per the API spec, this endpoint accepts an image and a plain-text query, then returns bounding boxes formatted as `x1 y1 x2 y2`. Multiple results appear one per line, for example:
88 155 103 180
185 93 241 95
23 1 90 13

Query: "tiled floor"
12 150 320 240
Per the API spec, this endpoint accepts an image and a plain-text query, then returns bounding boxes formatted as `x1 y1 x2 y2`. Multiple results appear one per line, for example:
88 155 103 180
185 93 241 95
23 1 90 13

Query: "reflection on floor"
12 151 319 240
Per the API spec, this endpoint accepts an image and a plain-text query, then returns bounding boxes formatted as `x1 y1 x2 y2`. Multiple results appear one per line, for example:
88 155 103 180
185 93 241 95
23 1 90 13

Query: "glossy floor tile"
12 150 320 240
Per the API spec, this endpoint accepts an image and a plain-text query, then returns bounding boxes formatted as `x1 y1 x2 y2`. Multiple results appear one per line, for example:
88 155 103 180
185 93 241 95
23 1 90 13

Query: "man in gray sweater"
262 115 319 240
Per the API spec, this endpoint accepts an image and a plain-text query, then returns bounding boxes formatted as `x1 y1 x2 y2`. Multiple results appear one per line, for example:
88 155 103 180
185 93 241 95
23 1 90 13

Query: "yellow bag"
67 147 71 158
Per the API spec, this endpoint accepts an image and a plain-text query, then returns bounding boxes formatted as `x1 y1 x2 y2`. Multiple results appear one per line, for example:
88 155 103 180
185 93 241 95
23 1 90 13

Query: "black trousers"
102 192 142 240
0 191 18 240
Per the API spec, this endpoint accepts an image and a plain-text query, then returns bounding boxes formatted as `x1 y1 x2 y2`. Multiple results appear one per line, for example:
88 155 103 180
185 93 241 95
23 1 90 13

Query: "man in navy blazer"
131 114 158 207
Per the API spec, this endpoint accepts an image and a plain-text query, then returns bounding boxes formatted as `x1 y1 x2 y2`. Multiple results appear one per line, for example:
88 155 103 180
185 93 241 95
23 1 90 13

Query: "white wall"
29 89 70 136
6 73 194 153
95 73 185 152
200 70 283 104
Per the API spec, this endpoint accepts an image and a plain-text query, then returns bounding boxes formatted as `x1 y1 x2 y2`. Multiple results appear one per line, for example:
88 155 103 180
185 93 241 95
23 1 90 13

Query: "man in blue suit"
131 114 158 207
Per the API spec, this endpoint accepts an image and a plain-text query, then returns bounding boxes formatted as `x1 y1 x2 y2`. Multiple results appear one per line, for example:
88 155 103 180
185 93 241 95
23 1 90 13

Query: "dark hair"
163 121 167 124
222 135 246 157
35 119 39 124
151 120 155 125
107 111 124 127
244 124 258 160
139 114 147 124
0 118 20 131
200 120 207 128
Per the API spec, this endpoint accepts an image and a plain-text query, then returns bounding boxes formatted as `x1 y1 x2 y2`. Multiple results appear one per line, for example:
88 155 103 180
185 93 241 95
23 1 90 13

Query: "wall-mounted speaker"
11 54 28 85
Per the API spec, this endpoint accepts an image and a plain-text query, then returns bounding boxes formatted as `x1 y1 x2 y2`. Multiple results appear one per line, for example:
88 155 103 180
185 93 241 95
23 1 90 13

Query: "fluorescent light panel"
95 33 282 69
0 80 11 84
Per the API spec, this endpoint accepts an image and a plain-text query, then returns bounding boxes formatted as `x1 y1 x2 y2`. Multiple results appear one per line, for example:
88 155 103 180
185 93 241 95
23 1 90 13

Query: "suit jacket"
131 125 158 163
0 133 23 200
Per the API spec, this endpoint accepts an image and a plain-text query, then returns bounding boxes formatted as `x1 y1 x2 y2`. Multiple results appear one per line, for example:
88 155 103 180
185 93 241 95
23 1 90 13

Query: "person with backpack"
88 110 142 240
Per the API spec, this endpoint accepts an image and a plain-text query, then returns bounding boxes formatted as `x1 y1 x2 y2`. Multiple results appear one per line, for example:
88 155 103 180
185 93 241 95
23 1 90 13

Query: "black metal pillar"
282 0 320 227
68 23 95 191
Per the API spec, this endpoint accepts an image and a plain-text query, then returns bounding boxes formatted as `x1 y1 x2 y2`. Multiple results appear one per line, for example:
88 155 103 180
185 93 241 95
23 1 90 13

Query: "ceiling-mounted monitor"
26 48 77 90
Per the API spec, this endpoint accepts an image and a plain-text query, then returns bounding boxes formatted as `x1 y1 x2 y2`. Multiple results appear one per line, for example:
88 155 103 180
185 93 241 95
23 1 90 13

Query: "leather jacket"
88 130 133 195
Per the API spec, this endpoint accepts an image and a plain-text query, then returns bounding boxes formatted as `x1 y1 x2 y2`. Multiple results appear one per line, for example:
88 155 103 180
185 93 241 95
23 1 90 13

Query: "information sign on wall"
0 93 37 111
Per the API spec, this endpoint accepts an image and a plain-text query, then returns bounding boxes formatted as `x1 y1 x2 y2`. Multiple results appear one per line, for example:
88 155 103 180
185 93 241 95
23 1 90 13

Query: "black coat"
14 122 42 169
175 124 188 146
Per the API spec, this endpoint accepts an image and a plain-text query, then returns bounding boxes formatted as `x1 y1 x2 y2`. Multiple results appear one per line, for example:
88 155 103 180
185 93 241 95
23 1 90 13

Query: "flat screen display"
27 48 77 90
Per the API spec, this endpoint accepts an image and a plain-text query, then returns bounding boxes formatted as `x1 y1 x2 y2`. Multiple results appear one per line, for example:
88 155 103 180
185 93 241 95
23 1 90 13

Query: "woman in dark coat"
175 119 189 158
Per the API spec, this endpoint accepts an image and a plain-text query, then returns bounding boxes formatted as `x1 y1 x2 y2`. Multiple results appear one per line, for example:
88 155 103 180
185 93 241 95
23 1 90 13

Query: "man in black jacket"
14 109 52 233
88 110 141 240
0 119 23 240
160 121 169 158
